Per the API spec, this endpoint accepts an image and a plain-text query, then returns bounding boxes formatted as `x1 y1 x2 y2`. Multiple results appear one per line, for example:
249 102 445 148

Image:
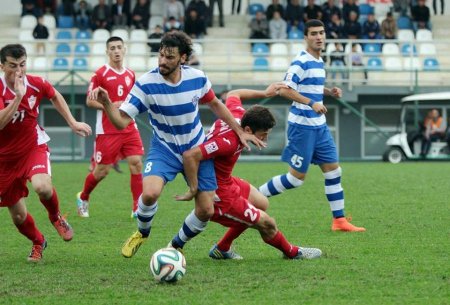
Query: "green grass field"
0 162 449 305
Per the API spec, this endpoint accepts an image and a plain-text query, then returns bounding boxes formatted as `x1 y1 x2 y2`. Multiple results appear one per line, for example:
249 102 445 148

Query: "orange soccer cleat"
27 240 47 263
332 217 366 232
52 214 73 241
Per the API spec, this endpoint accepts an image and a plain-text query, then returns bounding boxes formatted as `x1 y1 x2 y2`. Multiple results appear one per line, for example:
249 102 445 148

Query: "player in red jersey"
76 36 144 218
176 83 322 260
0 44 92 262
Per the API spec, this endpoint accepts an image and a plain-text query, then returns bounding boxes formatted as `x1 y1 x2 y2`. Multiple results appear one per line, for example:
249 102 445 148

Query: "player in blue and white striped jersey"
259 20 366 232
91 31 264 257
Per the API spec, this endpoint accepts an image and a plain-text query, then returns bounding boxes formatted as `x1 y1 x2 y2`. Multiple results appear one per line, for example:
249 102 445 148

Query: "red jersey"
88 64 137 134
199 96 245 189
0 75 55 161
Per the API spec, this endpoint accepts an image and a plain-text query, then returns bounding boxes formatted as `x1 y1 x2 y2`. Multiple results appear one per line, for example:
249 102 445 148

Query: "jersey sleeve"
119 80 149 119
199 135 240 160
40 77 56 99
87 73 99 96
0 97 4 110
284 60 304 91
199 88 216 104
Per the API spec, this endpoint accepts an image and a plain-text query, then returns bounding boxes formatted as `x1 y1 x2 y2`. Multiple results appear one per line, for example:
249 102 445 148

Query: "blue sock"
323 167 345 218
136 196 158 237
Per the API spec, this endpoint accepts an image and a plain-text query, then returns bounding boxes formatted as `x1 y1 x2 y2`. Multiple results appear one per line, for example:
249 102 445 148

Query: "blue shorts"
143 139 217 192
281 124 338 173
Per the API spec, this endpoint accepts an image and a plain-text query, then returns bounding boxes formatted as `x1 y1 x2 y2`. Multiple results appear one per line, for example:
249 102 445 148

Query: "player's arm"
90 87 132 129
0 72 25 129
227 82 288 100
50 90 92 137
277 86 328 114
174 146 204 201
324 87 343 98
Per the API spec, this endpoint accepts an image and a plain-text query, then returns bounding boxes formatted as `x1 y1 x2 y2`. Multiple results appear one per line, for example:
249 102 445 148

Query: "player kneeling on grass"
175 84 322 260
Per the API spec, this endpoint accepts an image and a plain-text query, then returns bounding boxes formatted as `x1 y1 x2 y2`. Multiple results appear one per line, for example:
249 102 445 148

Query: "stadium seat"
148 56 159 68
363 43 382 54
382 43 400 55
423 58 439 70
21 43 36 55
416 29 433 41
73 58 88 71
290 42 305 55
75 30 91 40
74 43 90 56
92 29 110 41
384 57 402 71
401 43 417 56
111 29 129 41
53 57 69 70
20 15 37 29
130 29 148 42
127 56 147 71
192 42 203 55
57 15 74 29
359 4 374 15
253 57 269 71
397 16 412 29
326 43 336 55
366 57 383 70
19 30 34 41
149 15 164 31
32 57 48 71
92 43 105 55
252 43 269 56
270 57 289 70
43 14 56 30
403 57 421 70
89 56 106 70
398 29 414 42
55 43 71 56
56 30 72 40
248 3 265 16
419 43 437 55
128 43 147 56
288 30 303 40
345 43 362 54
270 43 288 56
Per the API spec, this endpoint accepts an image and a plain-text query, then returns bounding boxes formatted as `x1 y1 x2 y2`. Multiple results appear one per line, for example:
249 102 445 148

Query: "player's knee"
195 204 214 221
128 158 143 172
33 181 52 197
11 210 27 225
257 212 277 237
93 166 109 180
141 190 160 205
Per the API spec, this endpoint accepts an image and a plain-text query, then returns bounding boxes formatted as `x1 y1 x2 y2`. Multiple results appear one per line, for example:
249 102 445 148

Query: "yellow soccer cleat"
121 231 148 258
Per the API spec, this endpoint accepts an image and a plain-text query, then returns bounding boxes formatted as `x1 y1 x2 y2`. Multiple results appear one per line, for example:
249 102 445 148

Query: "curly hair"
241 105 276 133
159 31 193 59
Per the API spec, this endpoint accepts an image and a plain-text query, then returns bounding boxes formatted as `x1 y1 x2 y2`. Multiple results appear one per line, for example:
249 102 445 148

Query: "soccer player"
90 31 263 258
175 84 322 260
0 44 92 262
258 20 366 232
76 36 144 218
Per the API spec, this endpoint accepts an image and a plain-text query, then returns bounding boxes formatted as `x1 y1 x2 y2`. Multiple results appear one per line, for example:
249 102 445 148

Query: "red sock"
16 213 45 245
217 224 248 252
81 173 100 201
264 231 299 258
130 173 142 211
40 187 60 223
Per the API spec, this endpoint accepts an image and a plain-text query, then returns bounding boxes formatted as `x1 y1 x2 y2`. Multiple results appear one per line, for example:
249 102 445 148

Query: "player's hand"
14 71 26 99
265 82 288 97
71 121 92 137
330 87 342 98
239 132 267 151
312 103 327 114
174 189 197 201
113 101 123 108
89 87 111 105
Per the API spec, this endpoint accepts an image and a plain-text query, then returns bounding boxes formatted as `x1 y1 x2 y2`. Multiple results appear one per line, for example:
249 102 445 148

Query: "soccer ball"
150 248 186 283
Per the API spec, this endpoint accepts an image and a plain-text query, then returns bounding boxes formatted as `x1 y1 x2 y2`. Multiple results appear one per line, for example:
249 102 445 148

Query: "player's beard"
159 59 181 76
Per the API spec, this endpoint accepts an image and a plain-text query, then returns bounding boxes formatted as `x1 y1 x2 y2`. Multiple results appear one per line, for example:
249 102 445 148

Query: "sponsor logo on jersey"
28 95 36 109
192 95 199 107
107 76 117 81
125 76 131 87
205 141 218 154
285 73 294 82
31 164 46 171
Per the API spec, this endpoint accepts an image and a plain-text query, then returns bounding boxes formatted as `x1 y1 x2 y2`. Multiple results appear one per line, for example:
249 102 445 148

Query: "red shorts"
211 177 260 227
0 144 51 207
94 130 144 165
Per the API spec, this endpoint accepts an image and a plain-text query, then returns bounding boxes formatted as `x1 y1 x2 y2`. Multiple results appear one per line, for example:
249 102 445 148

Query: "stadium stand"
270 43 289 56
111 29 129 41
92 29 110 42
53 57 69 70
366 57 383 70
74 43 90 56
290 42 305 55
270 57 289 70
398 29 415 42
75 30 91 40
192 42 203 55
382 43 400 55
57 16 74 29
423 57 440 70
20 15 37 29
43 14 56 30
397 16 412 30
403 57 421 70
401 43 417 56
248 3 265 16
416 29 433 41
130 29 148 42
56 30 72 40
128 43 147 56
55 43 71 56
73 58 88 71
89 57 106 70
19 29 34 41
252 43 269 56
253 57 269 71
92 42 105 55
419 43 437 55
363 43 382 54
384 57 403 70
288 30 303 40
32 57 48 71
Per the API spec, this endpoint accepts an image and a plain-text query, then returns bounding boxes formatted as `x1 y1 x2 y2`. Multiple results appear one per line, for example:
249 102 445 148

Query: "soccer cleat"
52 214 73 241
166 241 185 255
27 240 47 263
208 244 243 260
121 231 147 258
76 192 89 218
130 210 137 219
332 217 366 232
291 247 322 260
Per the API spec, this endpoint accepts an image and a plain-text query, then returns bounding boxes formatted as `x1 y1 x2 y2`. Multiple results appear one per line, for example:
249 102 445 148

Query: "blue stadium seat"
401 43 417 56
423 58 439 71
56 30 72 40
397 16 412 30
248 3 265 16
253 57 269 71
74 43 90 56
53 57 69 70
359 4 374 15
363 43 381 54
55 43 71 55
288 29 303 40
73 58 88 71
252 43 269 56
76 30 91 40
58 15 74 29
367 57 383 70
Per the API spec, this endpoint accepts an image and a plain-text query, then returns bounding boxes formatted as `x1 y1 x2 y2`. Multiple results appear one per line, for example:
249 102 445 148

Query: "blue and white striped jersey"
284 50 326 129
120 66 213 161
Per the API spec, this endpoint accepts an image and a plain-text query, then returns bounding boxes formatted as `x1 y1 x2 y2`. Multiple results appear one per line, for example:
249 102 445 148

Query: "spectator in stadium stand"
326 13 344 39
186 0 210 31
249 10 269 40
411 0 432 31
131 0 150 30
148 25 164 53
285 0 304 33
420 109 446 157
209 0 224 27
269 11 287 40
350 43 367 83
57 0 76 17
266 0 285 21
111 0 130 29
432 0 444 15
304 0 323 22
231 0 241 15
164 0 185 27
91 0 112 31
32 16 49 55
184 8 207 39
75 0 92 30
329 42 347 81
37 0 57 16
342 10 361 39
342 0 359 23
362 12 381 39
392 0 409 16
381 12 397 39
22 0 43 18
165 16 182 32
322 0 341 25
